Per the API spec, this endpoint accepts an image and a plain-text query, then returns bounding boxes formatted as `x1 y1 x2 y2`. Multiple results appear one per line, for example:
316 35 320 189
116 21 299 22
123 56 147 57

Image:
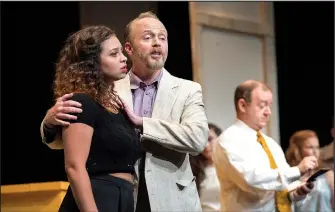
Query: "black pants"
135 155 151 212
59 175 134 212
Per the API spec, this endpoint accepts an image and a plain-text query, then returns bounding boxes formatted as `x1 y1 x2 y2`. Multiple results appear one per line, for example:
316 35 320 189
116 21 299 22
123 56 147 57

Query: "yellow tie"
256 131 292 212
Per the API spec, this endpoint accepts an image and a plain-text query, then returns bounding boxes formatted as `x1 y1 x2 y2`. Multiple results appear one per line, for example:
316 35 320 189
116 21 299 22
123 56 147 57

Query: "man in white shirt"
212 80 318 212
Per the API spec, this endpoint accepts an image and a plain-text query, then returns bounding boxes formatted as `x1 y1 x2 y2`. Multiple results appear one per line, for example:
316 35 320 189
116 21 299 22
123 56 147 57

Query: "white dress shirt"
212 120 302 212
200 165 221 211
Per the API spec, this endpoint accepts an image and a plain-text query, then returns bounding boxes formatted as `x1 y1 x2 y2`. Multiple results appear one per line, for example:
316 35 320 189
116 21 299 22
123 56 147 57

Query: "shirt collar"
235 119 259 137
129 69 163 90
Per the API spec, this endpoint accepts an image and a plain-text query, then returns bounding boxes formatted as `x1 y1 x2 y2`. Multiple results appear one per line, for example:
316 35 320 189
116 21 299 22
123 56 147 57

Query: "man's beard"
146 58 165 70
135 49 166 70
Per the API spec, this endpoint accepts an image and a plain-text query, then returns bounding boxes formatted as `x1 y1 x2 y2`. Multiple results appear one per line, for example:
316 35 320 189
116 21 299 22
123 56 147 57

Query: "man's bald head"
234 80 271 112
124 11 161 44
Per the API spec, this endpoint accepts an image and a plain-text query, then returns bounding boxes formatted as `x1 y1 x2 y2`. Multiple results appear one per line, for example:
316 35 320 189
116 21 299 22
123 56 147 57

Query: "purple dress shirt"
130 70 163 117
129 70 163 175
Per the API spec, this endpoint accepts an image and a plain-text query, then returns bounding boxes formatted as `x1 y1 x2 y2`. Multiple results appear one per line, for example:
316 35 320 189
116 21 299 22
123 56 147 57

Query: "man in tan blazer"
40 12 208 212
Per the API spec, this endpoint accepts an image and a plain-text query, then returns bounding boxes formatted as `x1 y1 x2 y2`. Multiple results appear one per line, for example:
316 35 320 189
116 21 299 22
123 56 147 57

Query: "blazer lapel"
114 74 133 109
152 69 179 119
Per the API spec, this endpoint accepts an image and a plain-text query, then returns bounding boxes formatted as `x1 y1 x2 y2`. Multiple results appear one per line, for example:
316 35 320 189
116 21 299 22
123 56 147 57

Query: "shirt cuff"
285 166 301 181
287 180 302 192
44 124 56 133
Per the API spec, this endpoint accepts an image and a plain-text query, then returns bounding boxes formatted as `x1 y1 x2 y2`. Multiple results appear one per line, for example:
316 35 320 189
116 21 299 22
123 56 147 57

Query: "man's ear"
238 98 247 113
124 41 133 56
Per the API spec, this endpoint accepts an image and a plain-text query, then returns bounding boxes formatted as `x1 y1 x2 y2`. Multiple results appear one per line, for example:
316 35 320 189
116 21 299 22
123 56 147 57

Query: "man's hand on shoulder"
44 93 83 128
118 97 143 128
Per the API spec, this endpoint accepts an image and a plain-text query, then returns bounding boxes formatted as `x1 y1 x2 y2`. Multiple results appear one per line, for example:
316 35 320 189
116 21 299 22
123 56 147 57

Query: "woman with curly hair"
190 123 222 211
286 130 334 212
55 25 141 212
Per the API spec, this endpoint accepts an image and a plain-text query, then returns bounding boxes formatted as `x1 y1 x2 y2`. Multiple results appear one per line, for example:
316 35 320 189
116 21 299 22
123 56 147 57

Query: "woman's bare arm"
63 123 97 212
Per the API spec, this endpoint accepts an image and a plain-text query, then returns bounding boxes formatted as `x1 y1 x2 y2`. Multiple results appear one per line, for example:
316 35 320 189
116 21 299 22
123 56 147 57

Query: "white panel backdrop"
200 27 267 133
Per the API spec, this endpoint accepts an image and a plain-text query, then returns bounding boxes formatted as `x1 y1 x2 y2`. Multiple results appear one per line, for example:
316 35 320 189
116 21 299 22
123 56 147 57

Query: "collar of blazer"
114 68 179 118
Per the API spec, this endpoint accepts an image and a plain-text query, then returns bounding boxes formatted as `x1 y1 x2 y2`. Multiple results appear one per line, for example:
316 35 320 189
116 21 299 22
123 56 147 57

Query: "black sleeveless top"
68 93 141 176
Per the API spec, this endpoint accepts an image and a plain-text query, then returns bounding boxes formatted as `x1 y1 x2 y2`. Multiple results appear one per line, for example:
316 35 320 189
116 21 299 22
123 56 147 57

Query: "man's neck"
236 115 260 132
132 65 162 85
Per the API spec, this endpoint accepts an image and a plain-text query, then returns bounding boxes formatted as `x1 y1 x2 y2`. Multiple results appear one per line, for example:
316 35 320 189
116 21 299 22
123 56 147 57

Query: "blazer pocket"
176 175 195 189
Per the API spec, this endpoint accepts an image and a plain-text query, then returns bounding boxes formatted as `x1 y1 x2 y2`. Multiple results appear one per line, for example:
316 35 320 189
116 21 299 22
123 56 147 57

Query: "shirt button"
144 111 148 115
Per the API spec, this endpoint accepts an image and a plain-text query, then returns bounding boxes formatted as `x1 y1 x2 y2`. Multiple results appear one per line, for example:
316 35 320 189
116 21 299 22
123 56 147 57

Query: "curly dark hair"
54 25 120 111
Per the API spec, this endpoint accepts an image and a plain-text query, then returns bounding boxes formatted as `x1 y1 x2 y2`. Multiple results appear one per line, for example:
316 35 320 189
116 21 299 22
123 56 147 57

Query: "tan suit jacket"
40 69 208 211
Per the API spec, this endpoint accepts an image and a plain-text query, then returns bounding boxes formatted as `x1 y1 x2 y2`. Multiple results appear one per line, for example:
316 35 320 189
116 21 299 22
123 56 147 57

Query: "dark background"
274 2 334 151
1 2 333 185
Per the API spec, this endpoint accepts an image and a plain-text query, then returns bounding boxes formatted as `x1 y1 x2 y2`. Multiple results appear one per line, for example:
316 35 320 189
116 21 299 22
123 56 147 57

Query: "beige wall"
189 2 280 143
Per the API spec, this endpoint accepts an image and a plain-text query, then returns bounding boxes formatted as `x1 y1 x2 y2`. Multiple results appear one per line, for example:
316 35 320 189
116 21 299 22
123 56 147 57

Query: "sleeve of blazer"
40 118 64 150
141 82 209 155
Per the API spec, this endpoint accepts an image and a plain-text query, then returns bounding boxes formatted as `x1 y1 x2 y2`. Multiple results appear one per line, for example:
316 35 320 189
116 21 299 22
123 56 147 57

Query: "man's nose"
152 37 162 47
265 107 271 115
